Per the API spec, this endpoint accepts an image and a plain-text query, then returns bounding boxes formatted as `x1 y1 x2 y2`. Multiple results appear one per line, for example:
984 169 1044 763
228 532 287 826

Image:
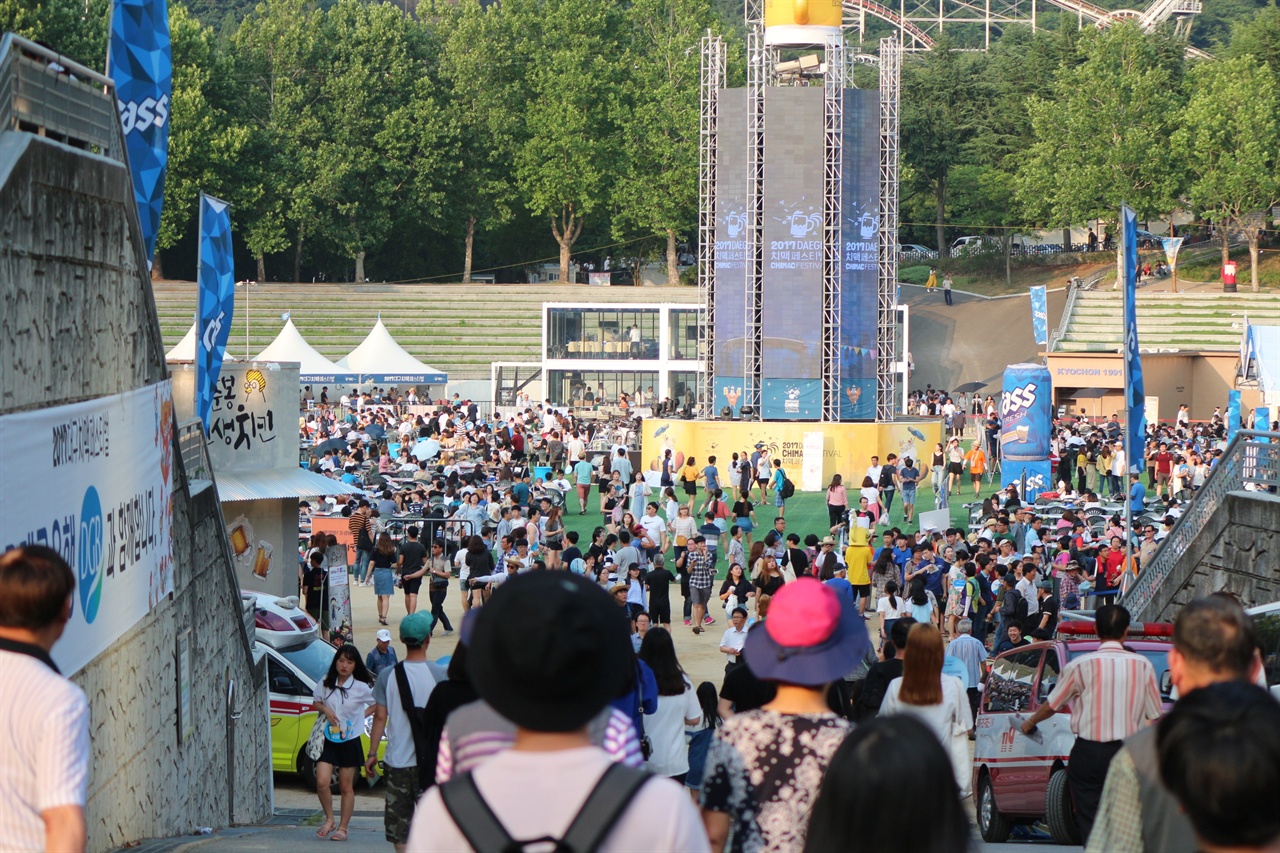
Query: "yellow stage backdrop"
640 419 944 491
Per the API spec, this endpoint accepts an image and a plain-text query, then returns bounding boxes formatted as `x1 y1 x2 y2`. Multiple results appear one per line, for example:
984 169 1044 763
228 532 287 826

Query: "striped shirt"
436 703 641 782
0 649 90 852
1046 641 1162 743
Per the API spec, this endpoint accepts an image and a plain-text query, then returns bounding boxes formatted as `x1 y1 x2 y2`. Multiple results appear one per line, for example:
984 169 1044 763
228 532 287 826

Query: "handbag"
305 713 327 761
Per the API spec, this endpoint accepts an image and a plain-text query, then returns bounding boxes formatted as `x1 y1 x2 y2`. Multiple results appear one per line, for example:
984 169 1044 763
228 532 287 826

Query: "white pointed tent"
255 318 355 383
336 317 448 385
166 321 238 363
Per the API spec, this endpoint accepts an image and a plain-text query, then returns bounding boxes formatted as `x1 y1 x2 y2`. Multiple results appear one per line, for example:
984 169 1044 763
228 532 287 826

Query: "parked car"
899 243 938 259
247 591 388 787
973 620 1174 845
1246 599 1280 701
951 235 1001 255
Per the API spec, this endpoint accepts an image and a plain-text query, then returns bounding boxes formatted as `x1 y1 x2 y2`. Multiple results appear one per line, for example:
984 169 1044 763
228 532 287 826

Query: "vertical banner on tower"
761 87 824 420
714 89 748 416
1122 205 1146 474
109 0 173 265
196 194 235 433
839 89 880 421
1030 285 1049 347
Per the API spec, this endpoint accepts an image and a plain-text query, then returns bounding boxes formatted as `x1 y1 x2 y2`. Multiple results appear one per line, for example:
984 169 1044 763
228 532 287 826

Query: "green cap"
399 612 435 646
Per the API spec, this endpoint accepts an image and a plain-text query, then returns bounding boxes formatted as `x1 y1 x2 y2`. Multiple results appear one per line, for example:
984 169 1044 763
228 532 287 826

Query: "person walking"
825 474 848 531
365 629 398 679
366 613 438 852
770 458 789 517
701 579 870 853
395 525 428 615
677 535 716 635
405 572 707 852
925 266 937 292
637 628 702 783
1087 596 1264 853
425 539 455 637
313 644 377 842
370 532 398 626
0 546 89 853
1021 605 1162 844
942 273 954 305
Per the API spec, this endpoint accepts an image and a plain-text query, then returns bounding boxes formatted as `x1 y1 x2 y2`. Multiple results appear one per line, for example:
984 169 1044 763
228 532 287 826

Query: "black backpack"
439 762 651 853
392 663 432 789
780 477 795 499
879 466 896 489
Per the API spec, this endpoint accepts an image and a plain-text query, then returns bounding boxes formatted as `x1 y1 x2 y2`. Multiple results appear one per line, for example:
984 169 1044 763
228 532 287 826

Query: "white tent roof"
255 319 354 382
166 322 198 360
336 318 447 384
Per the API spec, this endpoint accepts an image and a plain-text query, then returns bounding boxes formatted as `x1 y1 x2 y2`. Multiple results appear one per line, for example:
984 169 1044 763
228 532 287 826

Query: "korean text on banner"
109 0 172 265
1122 205 1146 474
0 381 176 674
197 194 235 433
1030 286 1049 347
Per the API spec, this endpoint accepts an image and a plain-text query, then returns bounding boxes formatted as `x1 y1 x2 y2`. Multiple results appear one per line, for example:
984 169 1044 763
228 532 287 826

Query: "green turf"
556 466 1008 578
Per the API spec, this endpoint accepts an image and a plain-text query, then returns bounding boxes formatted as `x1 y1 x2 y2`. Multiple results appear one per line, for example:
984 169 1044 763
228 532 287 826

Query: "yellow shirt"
845 544 873 586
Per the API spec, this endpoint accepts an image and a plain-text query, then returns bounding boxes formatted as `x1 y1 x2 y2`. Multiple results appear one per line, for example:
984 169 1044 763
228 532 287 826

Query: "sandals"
316 819 335 839
330 828 349 842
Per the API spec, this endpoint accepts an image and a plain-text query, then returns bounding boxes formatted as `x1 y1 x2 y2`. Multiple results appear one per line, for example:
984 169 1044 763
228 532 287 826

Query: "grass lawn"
555 463 1010 578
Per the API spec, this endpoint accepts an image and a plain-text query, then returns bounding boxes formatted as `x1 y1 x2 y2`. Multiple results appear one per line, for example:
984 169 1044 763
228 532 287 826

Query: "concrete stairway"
1053 290 1280 353
152 281 700 381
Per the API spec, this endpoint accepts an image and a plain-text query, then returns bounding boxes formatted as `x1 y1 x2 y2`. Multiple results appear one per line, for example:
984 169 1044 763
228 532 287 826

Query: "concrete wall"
1143 491 1280 622
0 134 271 848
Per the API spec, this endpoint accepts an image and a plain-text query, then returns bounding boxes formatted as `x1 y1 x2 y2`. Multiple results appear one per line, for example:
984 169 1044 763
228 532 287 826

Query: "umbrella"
314 437 348 455
952 381 988 394
365 423 387 440
411 438 441 461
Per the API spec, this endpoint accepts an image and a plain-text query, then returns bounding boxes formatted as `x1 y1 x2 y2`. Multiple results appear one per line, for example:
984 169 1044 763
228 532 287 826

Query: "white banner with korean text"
0 381 176 673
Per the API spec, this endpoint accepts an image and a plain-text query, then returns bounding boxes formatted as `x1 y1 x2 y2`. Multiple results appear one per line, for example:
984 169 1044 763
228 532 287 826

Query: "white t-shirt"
647 679 702 777
313 675 375 743
1015 577 1041 615
638 514 666 547
406 746 709 852
876 595 908 620
372 661 438 768
720 626 748 665
880 674 972 744
0 652 90 852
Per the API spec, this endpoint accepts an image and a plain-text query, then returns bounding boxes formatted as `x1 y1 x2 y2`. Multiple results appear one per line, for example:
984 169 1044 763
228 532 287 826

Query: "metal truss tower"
743 27 769 418
698 33 725 415
821 33 846 422
876 38 901 421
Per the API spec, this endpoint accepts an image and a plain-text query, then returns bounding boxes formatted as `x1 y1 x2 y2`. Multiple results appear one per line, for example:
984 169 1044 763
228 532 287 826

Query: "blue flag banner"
1030 285 1049 346
1228 390 1241 443
196 194 234 433
1122 205 1146 474
109 0 172 265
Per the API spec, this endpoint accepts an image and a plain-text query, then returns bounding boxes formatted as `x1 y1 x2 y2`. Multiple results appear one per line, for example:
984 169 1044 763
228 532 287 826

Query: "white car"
1246 600 1280 700
899 243 938 259
244 590 319 649
951 235 999 255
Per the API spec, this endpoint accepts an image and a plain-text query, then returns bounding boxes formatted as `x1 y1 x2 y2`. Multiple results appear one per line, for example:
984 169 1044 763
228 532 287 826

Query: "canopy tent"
1242 323 1280 398
255 318 356 384
166 321 238 363
336 317 448 385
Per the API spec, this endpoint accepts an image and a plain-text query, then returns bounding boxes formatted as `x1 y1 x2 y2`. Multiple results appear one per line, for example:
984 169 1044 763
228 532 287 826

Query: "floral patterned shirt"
699 709 851 853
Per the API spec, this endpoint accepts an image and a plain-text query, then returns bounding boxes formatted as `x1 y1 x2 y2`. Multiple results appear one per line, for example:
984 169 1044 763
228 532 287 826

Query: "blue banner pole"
196 194 235 434
1120 205 1145 596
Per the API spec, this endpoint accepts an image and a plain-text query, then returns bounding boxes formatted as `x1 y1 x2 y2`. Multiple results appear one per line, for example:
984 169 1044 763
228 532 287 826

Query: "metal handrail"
1124 429 1280 620
0 33 123 159
1047 268 1108 353
178 418 213 483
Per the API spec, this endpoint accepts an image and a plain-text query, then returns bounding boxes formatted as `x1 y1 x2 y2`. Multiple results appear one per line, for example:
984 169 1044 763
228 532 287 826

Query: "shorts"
901 486 917 504
318 737 365 769
576 484 590 500
402 576 422 596
684 481 698 496
736 517 754 532
971 472 982 483
689 585 712 606
774 492 785 508
650 600 672 624
947 461 963 476
851 584 872 600
383 765 422 844
1157 471 1171 483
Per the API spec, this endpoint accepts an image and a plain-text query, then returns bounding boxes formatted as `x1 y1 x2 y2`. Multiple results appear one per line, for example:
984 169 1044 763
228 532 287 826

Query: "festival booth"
254 317 357 385
640 419 943 491
336 318 449 393
166 321 239 364
169 360 363 598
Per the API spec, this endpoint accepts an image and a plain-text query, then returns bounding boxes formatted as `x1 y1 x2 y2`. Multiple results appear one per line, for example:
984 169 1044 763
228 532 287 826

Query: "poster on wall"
227 514 274 582
325 544 353 646
0 380 176 674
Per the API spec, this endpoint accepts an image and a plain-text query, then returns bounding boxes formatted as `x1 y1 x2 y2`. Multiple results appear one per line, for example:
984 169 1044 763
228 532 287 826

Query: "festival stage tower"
699 4 901 423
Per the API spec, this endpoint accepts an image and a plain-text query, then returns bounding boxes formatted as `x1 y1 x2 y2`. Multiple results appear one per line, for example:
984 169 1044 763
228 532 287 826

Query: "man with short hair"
405 573 706 851
677 536 715 635
718 608 749 672
1022 605 1162 844
0 546 89 852
367 612 438 852
947 618 986 721
1088 596 1265 853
